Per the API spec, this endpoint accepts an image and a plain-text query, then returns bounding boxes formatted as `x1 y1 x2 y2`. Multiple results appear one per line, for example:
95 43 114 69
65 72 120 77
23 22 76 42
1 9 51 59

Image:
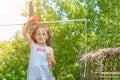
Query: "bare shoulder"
48 47 54 56
49 47 54 53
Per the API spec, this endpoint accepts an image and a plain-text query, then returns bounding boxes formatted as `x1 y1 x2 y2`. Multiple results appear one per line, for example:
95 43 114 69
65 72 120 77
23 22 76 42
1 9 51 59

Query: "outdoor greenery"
0 0 120 80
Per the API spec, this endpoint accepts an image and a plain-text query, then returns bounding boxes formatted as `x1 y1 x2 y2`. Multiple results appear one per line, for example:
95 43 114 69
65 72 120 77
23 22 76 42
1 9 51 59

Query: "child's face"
35 27 48 45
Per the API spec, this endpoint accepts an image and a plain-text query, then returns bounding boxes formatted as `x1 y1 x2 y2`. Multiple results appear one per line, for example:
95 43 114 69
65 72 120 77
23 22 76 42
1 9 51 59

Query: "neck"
37 43 46 47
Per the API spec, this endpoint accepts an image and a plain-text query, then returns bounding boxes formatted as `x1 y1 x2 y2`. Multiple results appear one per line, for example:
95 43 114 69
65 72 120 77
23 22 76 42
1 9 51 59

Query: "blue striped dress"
27 44 55 80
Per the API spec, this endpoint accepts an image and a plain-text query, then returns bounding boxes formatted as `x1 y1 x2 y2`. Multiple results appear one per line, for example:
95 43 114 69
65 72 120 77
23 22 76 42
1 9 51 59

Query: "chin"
39 42 44 44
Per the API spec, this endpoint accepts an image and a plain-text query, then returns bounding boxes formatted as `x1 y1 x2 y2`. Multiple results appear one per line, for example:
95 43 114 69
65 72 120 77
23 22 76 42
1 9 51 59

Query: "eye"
36 33 40 36
43 33 46 35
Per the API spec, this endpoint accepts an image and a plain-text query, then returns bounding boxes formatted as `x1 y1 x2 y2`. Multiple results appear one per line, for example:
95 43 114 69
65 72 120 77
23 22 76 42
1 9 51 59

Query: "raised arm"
23 17 34 48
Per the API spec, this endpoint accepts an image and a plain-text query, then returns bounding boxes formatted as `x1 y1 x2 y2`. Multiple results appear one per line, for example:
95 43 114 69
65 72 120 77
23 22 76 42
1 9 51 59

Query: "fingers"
28 16 34 22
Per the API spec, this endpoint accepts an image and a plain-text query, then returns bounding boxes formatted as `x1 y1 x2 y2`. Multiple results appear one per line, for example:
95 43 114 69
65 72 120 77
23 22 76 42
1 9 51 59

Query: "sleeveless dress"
27 44 55 80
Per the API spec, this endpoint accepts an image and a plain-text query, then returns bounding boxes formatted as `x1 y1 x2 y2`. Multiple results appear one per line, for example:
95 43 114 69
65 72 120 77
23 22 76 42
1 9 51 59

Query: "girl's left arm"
49 47 56 66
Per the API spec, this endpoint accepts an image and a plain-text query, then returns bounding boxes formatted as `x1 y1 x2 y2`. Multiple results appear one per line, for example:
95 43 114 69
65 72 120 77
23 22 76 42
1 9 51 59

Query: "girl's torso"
28 44 50 68
27 44 55 80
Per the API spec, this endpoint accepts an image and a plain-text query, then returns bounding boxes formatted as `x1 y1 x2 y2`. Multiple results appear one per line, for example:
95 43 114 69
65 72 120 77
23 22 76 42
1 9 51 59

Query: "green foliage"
96 0 120 48
0 32 30 80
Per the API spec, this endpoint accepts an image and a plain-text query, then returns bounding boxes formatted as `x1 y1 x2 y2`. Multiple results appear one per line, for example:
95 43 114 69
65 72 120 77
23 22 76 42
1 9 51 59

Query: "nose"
39 35 42 38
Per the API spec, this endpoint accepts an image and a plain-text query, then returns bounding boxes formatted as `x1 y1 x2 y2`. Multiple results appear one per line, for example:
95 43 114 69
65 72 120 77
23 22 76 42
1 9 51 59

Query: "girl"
23 17 56 80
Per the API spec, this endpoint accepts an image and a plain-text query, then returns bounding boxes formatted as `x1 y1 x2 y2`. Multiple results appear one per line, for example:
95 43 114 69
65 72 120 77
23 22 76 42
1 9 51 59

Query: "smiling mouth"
39 39 43 40
38 38 45 41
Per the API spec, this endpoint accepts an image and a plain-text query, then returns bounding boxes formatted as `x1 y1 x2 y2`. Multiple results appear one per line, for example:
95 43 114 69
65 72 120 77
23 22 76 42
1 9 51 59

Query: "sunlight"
0 0 27 41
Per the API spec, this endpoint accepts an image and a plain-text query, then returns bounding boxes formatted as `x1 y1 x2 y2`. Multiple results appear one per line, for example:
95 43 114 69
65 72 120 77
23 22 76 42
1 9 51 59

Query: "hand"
46 55 52 65
27 15 40 27
28 16 34 23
